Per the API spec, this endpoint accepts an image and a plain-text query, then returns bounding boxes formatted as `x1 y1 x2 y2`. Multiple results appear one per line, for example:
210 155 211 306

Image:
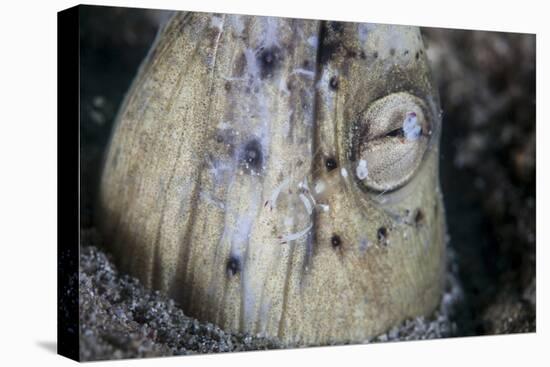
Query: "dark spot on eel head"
373 51 379 59
240 139 263 174
286 79 294 91
346 48 357 58
390 48 396 56
377 227 388 246
325 157 338 171
226 256 240 276
331 234 342 249
415 51 420 60
414 209 425 227
359 50 367 59
258 46 282 79
329 76 339 90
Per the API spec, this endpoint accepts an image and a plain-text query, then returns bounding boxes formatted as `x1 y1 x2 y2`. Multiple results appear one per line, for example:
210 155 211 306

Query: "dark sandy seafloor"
79 231 461 360
78 7 536 361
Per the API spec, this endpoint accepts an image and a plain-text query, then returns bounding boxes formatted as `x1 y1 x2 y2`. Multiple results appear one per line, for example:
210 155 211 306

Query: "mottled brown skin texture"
98 12 445 345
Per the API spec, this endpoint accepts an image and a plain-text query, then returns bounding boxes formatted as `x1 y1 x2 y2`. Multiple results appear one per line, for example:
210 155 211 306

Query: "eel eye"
353 92 432 192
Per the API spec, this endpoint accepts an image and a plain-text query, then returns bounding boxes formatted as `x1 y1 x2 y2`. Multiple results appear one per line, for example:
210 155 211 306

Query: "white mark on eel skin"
356 159 369 180
403 111 422 141
279 222 313 244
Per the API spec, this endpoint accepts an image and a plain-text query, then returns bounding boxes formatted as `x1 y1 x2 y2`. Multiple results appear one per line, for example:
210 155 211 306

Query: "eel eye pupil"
385 128 404 138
